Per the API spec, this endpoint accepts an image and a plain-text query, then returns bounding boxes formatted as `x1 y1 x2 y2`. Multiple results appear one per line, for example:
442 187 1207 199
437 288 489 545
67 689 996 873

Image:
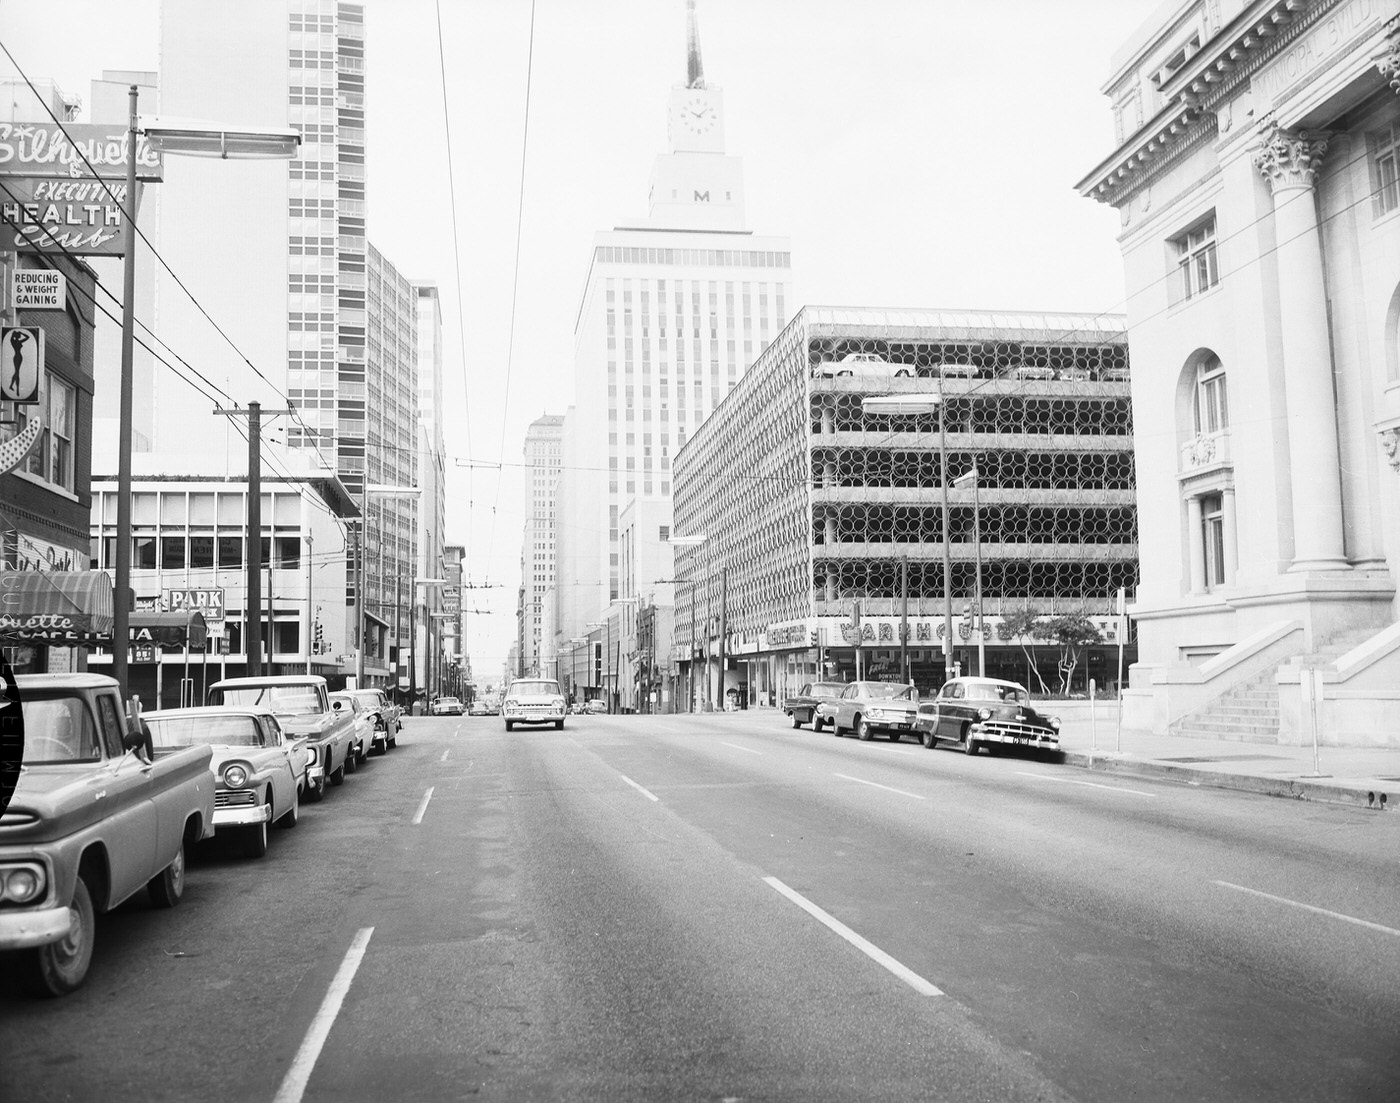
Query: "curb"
1061 750 1392 811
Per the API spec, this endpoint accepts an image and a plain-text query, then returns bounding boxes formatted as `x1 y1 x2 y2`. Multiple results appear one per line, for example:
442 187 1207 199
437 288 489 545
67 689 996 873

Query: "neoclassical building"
1078 0 1400 743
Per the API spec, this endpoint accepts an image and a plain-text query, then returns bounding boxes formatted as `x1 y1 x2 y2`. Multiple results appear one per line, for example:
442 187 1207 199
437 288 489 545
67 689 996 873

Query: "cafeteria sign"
161 587 225 622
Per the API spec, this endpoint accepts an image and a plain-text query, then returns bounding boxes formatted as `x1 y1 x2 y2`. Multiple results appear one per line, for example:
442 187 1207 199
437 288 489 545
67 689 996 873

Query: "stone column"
1186 495 1206 594
1252 124 1349 572
1222 488 1238 589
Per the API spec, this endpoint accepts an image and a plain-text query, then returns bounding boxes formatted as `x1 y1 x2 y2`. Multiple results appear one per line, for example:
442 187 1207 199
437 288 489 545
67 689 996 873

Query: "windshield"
351 692 382 707
966 683 1028 704
20 696 101 763
859 683 916 701
213 685 323 715
147 715 264 748
510 681 560 696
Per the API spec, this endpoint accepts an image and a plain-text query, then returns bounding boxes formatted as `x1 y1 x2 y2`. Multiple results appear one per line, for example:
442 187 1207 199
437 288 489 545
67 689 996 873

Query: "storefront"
0 570 114 674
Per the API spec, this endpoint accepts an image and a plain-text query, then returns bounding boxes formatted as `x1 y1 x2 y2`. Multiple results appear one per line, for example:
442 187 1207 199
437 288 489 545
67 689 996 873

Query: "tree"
1040 614 1104 695
997 606 1051 694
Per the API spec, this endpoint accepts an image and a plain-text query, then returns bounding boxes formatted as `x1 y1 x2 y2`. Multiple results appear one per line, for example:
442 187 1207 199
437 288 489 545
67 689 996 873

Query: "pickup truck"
0 673 214 997
207 675 354 802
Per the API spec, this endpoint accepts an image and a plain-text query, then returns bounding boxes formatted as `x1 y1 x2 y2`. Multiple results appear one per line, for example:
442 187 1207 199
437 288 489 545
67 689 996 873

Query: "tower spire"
686 0 706 89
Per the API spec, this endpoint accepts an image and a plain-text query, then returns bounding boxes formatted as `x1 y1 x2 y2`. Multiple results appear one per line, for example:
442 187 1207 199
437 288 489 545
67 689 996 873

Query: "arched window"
1194 355 1228 436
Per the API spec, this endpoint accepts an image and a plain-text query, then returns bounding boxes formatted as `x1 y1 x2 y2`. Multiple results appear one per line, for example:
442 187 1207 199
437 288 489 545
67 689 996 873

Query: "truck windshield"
510 682 559 696
20 696 101 763
213 686 322 715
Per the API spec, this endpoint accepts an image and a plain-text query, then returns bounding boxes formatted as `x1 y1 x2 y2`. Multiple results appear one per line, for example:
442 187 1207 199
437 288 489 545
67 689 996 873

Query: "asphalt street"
2 712 1397 1102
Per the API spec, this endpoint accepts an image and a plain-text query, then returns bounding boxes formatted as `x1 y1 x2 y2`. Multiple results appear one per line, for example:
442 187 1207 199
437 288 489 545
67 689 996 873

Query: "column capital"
1380 427 1400 474
1252 122 1329 193
1376 17 1400 96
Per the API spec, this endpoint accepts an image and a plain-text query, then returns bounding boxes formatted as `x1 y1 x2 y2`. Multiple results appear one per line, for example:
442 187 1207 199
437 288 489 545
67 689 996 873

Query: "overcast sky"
3 0 1163 678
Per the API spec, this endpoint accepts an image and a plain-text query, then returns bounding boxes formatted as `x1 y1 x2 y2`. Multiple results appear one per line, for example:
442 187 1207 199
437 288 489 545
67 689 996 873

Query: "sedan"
502 678 567 731
827 681 920 742
914 677 1061 757
349 688 400 754
783 681 849 730
143 706 304 859
431 696 464 716
329 692 374 767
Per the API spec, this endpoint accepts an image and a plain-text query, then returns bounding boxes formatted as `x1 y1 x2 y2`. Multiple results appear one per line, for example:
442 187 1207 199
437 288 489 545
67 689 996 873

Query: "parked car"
502 678 567 731
827 681 920 741
349 688 399 753
431 696 464 716
816 352 914 378
915 677 1061 757
783 681 849 730
144 706 304 858
328 692 373 767
207 676 354 802
1 674 214 997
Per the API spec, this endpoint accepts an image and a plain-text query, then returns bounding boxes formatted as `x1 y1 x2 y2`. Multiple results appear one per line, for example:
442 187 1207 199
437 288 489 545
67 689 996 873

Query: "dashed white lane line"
272 927 375 1103
720 741 762 755
1214 881 1400 938
617 772 660 802
440 749 451 762
764 877 943 996
833 772 926 801
411 786 435 824
1014 771 1156 797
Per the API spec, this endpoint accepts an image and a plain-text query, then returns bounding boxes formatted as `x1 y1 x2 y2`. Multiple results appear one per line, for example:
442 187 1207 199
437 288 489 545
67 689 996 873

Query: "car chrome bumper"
976 728 1059 748
0 905 71 949
213 804 273 828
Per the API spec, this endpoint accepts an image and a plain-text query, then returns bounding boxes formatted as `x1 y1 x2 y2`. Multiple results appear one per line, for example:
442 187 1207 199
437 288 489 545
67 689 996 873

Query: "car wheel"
147 839 186 908
344 748 357 774
791 713 803 729
962 724 978 756
856 717 873 741
242 810 269 860
278 787 299 828
329 759 346 786
505 721 514 731
306 775 325 802
387 734 397 748
22 875 95 997
921 728 936 750
888 730 902 743
555 720 564 730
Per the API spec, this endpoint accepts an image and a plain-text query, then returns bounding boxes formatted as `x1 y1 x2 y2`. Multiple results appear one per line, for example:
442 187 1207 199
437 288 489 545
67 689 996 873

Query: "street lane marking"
1015 771 1156 797
764 877 942 996
617 772 660 802
272 927 375 1103
833 772 926 800
1214 881 1400 938
412 786 435 824
720 741 762 755
440 749 451 762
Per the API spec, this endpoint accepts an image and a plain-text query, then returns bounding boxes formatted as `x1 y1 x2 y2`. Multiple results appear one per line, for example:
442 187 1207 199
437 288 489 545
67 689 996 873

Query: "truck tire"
329 758 346 786
147 839 186 908
22 876 96 997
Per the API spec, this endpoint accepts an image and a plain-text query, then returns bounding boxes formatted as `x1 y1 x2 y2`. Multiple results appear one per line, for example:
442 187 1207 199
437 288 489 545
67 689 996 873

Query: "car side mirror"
122 727 146 752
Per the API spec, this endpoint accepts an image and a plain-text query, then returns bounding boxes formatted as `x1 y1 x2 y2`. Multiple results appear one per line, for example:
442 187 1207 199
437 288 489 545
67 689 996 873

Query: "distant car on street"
584 699 608 715
783 681 849 730
501 678 567 731
349 688 400 753
431 696 464 716
828 681 920 742
914 677 1061 758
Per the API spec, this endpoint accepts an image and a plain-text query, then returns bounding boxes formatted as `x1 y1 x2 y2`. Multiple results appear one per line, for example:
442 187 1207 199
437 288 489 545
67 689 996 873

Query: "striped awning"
130 610 208 649
0 571 115 645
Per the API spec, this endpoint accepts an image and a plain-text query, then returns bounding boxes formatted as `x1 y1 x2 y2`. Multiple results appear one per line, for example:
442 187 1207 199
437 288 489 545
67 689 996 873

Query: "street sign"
161 587 226 622
0 326 43 404
11 268 65 310
131 644 157 664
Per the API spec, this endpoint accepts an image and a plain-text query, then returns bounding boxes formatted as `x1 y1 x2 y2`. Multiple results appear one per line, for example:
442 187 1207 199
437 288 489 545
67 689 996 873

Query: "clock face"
681 94 716 135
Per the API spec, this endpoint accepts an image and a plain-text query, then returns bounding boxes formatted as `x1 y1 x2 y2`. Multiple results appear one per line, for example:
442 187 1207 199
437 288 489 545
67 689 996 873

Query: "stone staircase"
1169 631 1371 743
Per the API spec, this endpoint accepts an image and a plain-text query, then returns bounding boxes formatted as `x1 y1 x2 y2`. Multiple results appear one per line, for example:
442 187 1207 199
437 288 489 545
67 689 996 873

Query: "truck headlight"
222 761 251 788
0 864 45 904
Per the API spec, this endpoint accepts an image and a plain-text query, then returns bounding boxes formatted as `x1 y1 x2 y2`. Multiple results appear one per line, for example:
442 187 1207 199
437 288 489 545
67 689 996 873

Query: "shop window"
2 372 76 492
218 535 243 568
134 536 157 570
1369 120 1399 218
1172 215 1218 302
189 535 215 569
161 536 186 570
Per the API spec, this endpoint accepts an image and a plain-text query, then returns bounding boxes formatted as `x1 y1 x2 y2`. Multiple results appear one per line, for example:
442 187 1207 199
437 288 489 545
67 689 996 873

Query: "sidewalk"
1053 719 1399 811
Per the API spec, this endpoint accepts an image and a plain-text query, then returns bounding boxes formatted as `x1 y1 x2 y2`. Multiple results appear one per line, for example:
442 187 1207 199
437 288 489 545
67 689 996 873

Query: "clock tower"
647 0 744 230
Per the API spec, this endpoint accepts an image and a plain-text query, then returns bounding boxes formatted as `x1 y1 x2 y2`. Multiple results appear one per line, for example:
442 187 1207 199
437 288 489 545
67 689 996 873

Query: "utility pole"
717 566 728 711
216 402 292 678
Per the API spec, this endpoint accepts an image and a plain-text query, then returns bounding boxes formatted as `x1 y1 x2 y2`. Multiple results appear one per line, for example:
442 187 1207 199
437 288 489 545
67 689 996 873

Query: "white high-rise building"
518 415 564 677
556 0 792 645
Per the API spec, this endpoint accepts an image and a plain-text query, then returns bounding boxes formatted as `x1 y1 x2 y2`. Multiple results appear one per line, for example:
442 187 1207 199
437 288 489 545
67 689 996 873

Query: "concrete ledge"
1061 750 1392 811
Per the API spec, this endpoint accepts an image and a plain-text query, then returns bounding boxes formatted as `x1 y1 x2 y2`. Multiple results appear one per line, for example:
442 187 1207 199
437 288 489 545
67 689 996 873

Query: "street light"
952 466 985 677
861 392 955 684
111 90 299 693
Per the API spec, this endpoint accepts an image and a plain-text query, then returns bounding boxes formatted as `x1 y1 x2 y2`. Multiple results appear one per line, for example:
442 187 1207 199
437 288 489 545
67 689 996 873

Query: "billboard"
1 177 134 256
0 123 163 181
